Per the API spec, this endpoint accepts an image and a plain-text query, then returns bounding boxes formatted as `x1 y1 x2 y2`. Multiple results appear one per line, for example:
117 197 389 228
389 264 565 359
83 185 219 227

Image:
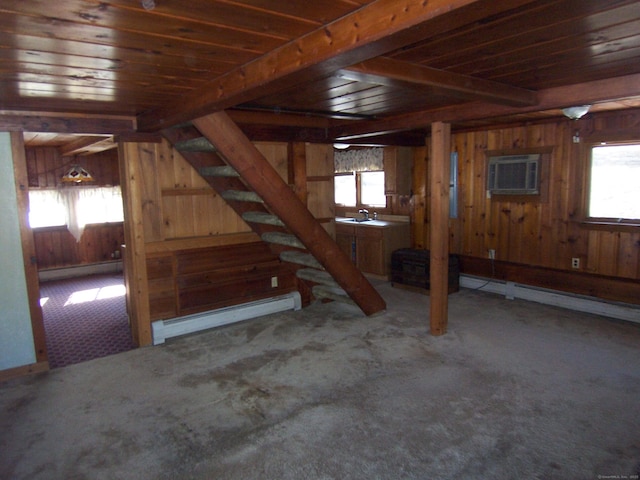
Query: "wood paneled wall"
120 138 333 345
33 224 124 270
26 147 120 188
26 146 124 270
411 110 640 303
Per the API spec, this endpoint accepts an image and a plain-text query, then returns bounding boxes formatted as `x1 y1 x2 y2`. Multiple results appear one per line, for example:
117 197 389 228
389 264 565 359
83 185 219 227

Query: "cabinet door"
336 233 356 264
356 227 384 275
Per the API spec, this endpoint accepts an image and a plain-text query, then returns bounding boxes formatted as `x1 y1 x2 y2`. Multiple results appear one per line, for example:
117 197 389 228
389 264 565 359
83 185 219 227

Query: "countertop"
335 217 408 228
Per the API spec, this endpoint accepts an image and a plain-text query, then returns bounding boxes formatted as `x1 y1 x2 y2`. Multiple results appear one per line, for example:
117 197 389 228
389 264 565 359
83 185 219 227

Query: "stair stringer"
189 112 386 316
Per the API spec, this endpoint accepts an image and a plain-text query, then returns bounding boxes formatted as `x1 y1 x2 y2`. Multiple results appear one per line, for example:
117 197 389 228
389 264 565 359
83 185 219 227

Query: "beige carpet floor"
1 282 639 479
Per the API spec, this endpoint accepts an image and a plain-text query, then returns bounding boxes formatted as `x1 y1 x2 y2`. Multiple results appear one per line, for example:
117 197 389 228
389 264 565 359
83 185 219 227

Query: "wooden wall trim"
11 132 48 363
459 256 640 306
145 232 260 254
0 361 49 383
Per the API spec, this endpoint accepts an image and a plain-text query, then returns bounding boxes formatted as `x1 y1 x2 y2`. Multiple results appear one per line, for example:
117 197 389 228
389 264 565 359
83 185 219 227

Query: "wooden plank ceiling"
1 0 640 150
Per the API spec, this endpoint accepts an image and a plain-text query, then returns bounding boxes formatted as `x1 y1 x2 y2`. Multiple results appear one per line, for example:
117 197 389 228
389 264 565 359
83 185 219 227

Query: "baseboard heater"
151 292 302 345
460 274 639 324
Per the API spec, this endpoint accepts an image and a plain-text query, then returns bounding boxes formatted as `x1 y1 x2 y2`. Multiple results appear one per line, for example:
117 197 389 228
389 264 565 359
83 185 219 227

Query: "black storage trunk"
391 248 460 293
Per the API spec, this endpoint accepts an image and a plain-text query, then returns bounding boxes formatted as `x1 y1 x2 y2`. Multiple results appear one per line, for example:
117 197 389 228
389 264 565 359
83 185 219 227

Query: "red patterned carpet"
40 274 136 369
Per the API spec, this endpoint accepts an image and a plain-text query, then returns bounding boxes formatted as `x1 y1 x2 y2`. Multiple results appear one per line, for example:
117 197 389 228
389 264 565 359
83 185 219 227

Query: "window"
29 186 124 240
334 171 386 208
360 171 386 207
588 143 640 221
334 147 386 209
334 172 356 206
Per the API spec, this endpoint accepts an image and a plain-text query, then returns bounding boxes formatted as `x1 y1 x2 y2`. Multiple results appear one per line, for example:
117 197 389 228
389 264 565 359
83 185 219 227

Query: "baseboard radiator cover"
460 274 639 324
151 292 302 345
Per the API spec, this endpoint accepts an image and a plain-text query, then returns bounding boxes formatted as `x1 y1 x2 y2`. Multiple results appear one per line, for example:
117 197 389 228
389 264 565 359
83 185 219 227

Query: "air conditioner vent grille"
487 154 540 195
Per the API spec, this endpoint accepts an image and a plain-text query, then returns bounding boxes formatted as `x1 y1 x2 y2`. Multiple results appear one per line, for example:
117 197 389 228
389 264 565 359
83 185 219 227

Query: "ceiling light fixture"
333 143 350 150
562 105 591 120
62 165 94 183
141 0 156 10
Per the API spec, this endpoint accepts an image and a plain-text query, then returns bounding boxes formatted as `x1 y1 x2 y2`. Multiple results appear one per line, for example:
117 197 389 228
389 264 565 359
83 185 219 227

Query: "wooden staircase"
161 111 385 316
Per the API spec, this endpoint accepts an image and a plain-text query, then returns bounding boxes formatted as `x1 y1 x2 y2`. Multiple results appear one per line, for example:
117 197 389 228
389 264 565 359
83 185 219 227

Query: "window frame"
581 138 640 228
334 170 388 210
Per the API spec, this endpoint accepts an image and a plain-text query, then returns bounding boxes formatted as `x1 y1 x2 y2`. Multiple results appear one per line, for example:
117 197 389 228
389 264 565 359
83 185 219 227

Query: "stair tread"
174 137 216 152
262 232 305 249
280 251 322 269
296 268 338 287
242 211 284 227
312 285 357 306
221 190 264 203
200 166 239 177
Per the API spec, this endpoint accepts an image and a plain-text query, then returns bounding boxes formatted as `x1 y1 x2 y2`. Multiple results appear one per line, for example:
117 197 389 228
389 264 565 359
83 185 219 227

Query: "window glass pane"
589 144 640 219
29 190 66 228
360 171 386 207
77 186 124 226
334 173 356 206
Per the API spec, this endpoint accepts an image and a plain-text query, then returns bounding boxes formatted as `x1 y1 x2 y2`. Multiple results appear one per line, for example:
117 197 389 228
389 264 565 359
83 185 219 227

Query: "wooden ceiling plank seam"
138 0 543 130
0 1 292 50
255 81 385 113
388 0 563 62
248 76 361 108
392 0 638 68
437 8 640 75
0 28 257 65
0 115 135 135
331 73 640 141
0 53 221 84
58 135 113 156
0 32 244 74
493 50 640 92
342 57 537 107
0 61 212 91
447 9 640 79
78 0 321 39
219 0 372 24
0 48 214 79
480 37 640 89
2 84 189 104
0 71 200 94
0 11 268 59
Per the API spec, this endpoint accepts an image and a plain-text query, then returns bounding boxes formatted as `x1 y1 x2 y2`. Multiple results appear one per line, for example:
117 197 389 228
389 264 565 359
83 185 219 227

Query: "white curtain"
29 186 124 242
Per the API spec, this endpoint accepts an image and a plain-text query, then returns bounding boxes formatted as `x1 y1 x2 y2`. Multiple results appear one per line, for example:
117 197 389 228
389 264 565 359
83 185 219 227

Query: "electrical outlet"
271 276 278 288
488 249 496 260
571 258 580 269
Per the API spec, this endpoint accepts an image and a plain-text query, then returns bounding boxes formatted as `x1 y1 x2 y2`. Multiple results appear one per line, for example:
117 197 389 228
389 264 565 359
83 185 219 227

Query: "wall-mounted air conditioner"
487 154 540 195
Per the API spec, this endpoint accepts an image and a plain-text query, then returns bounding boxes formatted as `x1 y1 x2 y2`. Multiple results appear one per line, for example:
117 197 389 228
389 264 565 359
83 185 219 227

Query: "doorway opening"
40 273 135 368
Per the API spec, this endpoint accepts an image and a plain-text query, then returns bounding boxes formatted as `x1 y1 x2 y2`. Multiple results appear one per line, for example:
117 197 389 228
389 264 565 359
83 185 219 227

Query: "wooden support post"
118 141 156 346
429 122 451 336
288 142 308 204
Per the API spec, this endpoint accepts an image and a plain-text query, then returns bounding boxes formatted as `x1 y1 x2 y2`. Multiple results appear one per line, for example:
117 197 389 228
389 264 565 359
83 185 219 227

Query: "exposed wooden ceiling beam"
341 57 538 107
58 136 115 156
0 114 135 135
332 73 640 140
137 0 540 131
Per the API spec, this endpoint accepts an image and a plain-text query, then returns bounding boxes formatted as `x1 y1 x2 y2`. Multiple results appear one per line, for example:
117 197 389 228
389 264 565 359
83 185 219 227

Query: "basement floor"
1 282 639 480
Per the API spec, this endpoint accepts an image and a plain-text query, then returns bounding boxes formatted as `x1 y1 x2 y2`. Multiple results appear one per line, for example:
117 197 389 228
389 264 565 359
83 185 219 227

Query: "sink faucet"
358 209 369 220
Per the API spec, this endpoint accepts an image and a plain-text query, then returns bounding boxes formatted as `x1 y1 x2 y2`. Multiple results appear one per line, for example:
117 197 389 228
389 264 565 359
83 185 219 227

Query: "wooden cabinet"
384 146 412 195
335 223 356 264
336 221 410 277
146 242 296 321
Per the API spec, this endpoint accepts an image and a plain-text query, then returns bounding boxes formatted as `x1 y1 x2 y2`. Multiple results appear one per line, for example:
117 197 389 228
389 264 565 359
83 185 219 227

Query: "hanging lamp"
62 164 94 183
